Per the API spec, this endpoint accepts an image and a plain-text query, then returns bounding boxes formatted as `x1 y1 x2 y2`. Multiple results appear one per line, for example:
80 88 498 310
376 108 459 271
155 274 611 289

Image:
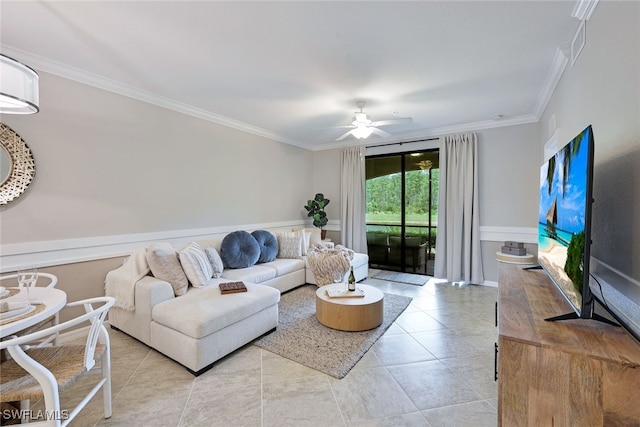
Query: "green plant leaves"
305 193 330 228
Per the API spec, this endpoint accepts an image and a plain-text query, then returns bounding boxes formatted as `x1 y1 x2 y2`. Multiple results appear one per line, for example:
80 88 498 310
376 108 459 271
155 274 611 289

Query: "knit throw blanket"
306 244 354 286
105 248 150 311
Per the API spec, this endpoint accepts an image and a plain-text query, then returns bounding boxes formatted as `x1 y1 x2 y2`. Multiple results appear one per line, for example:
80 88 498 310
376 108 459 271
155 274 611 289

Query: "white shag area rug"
253 284 412 379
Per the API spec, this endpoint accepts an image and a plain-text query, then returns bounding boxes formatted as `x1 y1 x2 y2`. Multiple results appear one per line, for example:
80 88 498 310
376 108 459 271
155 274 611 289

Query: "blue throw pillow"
220 231 260 269
251 230 278 263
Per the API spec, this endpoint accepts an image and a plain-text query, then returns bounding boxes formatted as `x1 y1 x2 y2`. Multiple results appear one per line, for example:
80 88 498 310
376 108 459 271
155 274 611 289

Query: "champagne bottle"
348 266 356 291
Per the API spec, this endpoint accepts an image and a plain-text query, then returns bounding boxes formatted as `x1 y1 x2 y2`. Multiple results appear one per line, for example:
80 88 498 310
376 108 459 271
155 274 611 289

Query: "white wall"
477 123 540 282
540 1 640 281
1 72 314 247
310 148 341 233
477 123 540 229
0 72 314 303
541 2 639 164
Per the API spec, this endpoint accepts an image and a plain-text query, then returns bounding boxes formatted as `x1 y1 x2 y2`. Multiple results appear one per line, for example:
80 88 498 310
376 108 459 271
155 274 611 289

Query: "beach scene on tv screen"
538 129 590 313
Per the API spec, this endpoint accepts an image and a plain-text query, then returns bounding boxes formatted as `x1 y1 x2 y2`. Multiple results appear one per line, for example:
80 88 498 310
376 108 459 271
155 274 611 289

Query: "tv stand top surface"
498 263 640 366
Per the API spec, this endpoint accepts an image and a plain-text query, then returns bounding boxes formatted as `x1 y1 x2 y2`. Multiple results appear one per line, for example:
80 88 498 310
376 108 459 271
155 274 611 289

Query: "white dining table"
0 287 67 339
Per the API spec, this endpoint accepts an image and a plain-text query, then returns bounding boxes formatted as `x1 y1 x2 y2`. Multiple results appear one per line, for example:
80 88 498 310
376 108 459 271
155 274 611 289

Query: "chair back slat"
0 272 58 288
82 301 111 370
0 297 115 351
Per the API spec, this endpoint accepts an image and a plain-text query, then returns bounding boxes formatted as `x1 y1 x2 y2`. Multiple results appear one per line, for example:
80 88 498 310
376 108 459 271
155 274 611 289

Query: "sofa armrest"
109 276 175 345
135 275 176 309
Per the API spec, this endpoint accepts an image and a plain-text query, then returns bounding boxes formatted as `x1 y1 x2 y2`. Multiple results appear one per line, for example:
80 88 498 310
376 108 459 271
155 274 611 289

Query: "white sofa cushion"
179 242 213 288
261 258 306 276
221 265 277 283
293 227 322 251
151 281 280 339
299 229 311 255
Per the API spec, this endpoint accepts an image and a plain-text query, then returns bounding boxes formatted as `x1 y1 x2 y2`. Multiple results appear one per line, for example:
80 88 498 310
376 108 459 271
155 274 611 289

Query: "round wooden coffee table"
315 284 384 331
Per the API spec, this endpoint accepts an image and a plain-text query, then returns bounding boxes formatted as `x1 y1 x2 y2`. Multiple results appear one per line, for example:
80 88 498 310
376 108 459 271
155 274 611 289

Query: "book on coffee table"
326 288 365 298
219 281 247 294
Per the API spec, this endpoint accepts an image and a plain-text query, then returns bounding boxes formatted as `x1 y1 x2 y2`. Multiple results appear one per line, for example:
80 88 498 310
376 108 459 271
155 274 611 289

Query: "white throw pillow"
147 243 189 296
293 227 319 254
204 246 224 278
307 228 322 246
179 242 214 288
299 229 311 255
277 231 303 259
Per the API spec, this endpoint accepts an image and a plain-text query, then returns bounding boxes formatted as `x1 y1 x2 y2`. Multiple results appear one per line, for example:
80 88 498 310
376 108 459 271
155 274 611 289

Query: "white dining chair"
0 296 115 427
0 272 58 289
1 272 61 419
1 272 60 345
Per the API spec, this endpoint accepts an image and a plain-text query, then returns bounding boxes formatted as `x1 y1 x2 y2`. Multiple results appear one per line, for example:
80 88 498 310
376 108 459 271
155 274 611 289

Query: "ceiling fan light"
354 112 373 127
352 126 373 139
0 54 39 114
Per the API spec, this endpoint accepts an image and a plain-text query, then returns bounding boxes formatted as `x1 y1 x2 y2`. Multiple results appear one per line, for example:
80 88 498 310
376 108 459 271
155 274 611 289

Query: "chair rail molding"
1 222 531 272
480 226 537 244
0 220 308 273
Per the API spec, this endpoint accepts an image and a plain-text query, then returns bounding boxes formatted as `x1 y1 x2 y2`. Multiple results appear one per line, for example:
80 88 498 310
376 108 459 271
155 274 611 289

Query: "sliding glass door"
365 150 439 275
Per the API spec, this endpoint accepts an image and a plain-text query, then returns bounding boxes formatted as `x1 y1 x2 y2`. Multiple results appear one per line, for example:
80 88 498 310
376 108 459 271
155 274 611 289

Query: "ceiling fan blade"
333 125 357 129
370 127 391 137
335 129 354 141
371 117 413 127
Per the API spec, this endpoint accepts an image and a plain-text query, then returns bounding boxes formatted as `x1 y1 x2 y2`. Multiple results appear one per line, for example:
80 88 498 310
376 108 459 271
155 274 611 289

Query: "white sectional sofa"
107 228 368 375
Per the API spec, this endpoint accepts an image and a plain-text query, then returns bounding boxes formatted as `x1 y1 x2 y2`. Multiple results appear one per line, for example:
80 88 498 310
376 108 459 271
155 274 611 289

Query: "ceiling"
1 1 582 151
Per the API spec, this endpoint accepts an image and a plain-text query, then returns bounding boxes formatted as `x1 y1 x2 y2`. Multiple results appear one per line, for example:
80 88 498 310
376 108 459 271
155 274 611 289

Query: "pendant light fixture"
0 54 40 114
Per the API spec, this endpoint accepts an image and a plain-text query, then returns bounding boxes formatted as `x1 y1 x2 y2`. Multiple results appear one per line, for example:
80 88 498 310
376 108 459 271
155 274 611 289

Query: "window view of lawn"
365 152 439 275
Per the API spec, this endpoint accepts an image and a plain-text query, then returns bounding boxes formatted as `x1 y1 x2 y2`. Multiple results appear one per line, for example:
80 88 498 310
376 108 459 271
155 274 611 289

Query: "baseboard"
481 280 499 288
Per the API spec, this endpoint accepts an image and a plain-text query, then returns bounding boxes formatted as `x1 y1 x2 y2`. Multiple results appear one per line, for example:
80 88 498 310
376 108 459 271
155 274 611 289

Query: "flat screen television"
536 125 601 322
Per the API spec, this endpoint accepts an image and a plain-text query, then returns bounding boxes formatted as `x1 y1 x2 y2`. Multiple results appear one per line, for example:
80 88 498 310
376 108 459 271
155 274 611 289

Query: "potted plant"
304 193 330 239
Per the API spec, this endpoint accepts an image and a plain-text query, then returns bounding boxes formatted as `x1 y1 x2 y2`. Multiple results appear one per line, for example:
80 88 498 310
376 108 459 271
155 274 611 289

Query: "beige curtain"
340 146 367 253
434 133 484 284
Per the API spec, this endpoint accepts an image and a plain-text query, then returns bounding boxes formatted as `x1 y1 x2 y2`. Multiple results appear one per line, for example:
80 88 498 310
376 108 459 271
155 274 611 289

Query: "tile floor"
40 271 499 426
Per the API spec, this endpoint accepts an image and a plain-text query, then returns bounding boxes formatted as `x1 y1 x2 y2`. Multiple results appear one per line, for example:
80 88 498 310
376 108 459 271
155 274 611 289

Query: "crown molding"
418 114 540 137
1 45 306 149
533 47 569 120
2 42 567 153
572 0 599 21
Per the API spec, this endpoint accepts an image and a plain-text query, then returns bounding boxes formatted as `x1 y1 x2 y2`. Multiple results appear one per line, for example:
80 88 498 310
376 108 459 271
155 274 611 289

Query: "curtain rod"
367 137 438 149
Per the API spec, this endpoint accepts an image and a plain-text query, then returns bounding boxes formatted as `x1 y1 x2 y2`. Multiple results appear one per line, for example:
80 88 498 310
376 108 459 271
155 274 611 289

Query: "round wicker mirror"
0 123 35 205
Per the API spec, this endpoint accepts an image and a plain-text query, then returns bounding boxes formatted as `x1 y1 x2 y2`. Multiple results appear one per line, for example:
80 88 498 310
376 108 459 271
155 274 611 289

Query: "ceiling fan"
335 101 412 141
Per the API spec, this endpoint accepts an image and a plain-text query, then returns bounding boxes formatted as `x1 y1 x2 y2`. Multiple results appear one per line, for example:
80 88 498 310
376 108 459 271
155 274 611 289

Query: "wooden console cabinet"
497 263 640 426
